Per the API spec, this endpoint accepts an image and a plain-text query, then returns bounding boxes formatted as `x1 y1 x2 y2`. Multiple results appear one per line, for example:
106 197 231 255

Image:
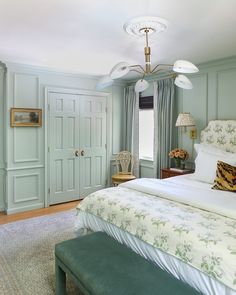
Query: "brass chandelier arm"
151 68 172 75
151 72 177 81
150 63 173 74
130 69 144 75
129 64 146 73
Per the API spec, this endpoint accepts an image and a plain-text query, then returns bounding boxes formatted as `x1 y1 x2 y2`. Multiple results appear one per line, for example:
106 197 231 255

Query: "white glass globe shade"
135 79 149 93
174 75 193 89
173 60 199 74
110 62 130 79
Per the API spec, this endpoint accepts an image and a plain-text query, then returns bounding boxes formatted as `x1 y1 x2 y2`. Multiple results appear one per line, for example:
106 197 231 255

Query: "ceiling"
0 0 236 77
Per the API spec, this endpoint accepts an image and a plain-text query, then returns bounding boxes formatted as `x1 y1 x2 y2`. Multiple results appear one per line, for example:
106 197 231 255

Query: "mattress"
75 175 236 295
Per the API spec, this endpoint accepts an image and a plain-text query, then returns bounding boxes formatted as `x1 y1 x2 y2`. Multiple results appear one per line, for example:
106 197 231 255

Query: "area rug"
0 209 81 295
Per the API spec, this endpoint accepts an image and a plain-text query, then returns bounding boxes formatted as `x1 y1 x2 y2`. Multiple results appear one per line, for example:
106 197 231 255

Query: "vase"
174 158 181 168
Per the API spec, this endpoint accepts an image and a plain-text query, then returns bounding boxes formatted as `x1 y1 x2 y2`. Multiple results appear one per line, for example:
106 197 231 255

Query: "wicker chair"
112 151 136 186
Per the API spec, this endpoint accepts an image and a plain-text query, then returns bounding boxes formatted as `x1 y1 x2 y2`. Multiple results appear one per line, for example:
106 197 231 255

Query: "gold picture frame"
10 108 42 127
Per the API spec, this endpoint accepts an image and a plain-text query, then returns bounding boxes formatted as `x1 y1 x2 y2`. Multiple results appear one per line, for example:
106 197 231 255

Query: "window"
139 96 154 160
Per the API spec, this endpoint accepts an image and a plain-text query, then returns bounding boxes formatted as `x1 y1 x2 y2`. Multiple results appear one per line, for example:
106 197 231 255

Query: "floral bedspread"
77 186 236 290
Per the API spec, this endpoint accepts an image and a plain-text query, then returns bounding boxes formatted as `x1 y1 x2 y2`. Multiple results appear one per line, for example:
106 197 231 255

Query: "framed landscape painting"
10 108 42 127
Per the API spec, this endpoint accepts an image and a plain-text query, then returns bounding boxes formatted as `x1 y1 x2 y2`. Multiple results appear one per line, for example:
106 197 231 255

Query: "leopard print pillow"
212 161 236 192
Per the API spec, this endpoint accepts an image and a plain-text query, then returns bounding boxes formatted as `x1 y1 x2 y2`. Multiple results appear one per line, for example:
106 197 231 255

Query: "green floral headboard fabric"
200 120 236 153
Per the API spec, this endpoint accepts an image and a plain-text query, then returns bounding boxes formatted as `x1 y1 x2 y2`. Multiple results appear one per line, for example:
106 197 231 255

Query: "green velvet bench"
55 232 201 295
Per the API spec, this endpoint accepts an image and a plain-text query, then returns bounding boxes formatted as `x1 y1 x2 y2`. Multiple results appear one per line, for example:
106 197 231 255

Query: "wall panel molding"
177 58 236 165
13 72 40 107
182 73 208 143
6 167 44 213
11 72 41 165
216 67 236 119
140 160 154 169
5 165 44 171
0 68 4 169
13 127 40 163
13 173 40 203
178 73 208 159
0 169 5 211
0 67 5 210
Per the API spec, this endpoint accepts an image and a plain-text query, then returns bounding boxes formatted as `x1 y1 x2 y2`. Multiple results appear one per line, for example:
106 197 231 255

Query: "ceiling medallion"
123 16 168 37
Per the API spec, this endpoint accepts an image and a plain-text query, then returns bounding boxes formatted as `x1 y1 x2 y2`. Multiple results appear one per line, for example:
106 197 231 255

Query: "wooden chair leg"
55 259 66 295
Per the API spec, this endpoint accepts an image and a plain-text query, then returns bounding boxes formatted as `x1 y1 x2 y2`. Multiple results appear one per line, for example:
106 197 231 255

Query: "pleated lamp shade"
175 113 195 127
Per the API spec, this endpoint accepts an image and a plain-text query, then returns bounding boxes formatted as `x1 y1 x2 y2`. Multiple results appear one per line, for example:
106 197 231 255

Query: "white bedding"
121 175 236 220
75 175 236 295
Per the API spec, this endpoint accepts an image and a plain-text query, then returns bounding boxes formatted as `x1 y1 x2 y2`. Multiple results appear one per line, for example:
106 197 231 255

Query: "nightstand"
161 168 194 179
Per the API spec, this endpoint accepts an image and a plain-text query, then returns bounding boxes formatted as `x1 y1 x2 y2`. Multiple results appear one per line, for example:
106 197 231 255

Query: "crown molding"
0 60 126 87
197 55 236 70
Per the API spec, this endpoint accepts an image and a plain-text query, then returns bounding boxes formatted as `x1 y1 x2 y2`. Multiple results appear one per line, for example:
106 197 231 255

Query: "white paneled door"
79 96 107 197
48 92 107 205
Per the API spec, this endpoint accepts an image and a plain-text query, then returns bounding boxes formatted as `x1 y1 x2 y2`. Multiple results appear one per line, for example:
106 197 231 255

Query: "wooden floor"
0 200 80 225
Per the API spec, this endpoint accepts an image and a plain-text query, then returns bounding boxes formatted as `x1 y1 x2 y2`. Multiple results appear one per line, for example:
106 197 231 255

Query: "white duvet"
121 175 236 220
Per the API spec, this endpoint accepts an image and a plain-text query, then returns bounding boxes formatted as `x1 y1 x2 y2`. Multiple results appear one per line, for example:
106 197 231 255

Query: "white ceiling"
0 0 236 76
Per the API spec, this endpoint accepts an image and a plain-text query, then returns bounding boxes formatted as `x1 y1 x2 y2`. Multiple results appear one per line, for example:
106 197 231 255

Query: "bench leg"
55 258 66 295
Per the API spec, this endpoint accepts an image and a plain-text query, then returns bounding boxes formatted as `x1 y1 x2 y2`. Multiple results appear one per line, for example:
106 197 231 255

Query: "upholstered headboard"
200 120 236 153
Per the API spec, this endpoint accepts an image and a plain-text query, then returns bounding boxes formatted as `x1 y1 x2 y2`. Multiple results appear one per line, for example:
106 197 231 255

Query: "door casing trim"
44 86 111 207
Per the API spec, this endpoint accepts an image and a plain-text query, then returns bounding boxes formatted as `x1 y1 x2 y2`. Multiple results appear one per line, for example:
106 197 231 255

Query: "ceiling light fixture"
96 16 199 92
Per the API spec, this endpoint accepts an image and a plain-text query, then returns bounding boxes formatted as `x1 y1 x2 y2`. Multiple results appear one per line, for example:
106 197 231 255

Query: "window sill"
139 157 153 162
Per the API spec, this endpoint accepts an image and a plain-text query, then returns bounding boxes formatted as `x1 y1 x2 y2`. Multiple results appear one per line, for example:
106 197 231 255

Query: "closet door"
49 92 80 204
79 95 107 198
48 91 107 205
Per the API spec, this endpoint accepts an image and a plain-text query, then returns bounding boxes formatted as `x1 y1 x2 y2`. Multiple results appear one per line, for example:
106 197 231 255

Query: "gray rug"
0 209 81 295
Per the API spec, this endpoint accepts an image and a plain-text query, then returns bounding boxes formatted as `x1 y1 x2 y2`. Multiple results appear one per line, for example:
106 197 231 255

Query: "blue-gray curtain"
153 78 176 178
122 85 139 177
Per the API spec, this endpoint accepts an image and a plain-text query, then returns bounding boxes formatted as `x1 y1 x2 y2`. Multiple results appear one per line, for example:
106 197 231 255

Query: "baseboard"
6 203 44 215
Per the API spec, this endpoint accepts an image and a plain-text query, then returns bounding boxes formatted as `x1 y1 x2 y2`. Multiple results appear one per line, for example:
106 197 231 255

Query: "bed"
75 120 236 295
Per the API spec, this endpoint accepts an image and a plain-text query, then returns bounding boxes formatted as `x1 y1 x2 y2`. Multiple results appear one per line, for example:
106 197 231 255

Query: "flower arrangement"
169 148 189 168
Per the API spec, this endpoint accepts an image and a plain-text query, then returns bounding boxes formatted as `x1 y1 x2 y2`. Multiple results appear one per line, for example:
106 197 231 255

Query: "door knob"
81 150 85 156
75 150 79 157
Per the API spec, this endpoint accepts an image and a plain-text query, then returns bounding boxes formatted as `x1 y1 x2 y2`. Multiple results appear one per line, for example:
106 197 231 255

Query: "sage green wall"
0 64 5 211
2 56 236 212
2 62 125 213
139 56 236 177
178 56 236 166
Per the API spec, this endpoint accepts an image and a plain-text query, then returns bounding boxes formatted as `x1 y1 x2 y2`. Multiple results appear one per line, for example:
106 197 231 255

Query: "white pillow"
194 143 233 156
193 149 236 183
